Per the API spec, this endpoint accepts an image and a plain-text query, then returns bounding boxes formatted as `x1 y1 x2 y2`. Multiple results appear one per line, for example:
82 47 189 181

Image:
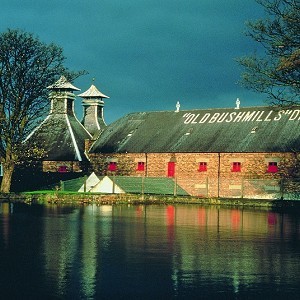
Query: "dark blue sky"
1 0 266 124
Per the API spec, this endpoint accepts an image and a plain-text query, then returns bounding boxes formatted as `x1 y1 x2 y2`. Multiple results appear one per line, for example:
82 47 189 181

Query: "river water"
0 202 299 299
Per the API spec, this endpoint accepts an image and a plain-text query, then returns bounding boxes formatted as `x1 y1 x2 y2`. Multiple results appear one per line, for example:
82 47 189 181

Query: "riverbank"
1 192 300 209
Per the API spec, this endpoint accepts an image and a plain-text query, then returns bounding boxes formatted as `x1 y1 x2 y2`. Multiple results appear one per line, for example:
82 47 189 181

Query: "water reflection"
0 203 13 248
0 203 299 299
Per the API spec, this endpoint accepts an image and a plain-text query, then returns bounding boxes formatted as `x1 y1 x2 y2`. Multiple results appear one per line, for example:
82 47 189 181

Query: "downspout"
145 152 148 177
218 152 221 198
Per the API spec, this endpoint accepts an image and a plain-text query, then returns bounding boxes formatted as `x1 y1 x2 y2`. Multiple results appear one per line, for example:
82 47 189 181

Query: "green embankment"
1 191 299 209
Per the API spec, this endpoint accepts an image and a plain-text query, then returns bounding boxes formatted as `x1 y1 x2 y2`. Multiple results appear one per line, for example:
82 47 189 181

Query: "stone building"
25 76 92 173
88 102 300 198
25 76 110 176
23 77 300 198
78 83 109 138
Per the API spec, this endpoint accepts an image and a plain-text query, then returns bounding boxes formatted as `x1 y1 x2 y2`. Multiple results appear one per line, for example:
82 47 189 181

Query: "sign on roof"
183 109 300 125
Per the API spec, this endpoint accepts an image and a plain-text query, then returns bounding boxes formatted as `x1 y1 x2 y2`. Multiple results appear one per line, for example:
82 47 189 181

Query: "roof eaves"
65 115 82 161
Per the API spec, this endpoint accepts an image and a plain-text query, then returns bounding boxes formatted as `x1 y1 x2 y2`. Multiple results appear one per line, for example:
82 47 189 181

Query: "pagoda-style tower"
25 76 92 173
78 84 109 138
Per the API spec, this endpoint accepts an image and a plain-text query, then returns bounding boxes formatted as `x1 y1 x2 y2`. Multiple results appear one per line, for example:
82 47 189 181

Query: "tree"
0 29 84 193
237 0 300 105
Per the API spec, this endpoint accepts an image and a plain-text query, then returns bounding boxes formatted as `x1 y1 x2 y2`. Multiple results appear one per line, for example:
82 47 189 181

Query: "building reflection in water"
162 205 299 295
41 204 113 298
0 203 13 248
25 203 300 298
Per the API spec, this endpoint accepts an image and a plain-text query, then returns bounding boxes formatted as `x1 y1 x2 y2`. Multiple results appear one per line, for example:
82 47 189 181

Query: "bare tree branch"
0 29 87 192
237 0 300 105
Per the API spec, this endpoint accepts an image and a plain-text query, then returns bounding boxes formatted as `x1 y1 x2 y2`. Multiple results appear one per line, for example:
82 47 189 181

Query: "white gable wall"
91 176 124 194
78 172 100 192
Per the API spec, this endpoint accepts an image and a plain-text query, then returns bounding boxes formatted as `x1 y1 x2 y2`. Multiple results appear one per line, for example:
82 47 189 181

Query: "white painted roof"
78 84 109 99
47 76 80 91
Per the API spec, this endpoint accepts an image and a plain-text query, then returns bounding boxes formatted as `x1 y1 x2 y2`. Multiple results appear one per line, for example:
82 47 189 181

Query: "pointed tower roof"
47 75 80 91
78 84 109 99
26 76 91 164
79 83 109 137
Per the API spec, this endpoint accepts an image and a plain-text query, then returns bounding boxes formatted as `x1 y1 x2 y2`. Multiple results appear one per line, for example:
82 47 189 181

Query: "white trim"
24 115 51 142
73 109 92 138
84 150 91 161
65 97 68 112
65 115 82 161
102 110 107 126
0 164 3 177
50 93 54 114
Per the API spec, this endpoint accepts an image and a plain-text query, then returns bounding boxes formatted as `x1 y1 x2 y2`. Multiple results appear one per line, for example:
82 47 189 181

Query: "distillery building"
25 76 92 173
22 77 300 199
79 83 109 138
88 100 300 199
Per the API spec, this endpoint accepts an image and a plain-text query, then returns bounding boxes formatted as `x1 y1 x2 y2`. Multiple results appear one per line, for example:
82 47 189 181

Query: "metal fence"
61 174 300 200
175 176 300 200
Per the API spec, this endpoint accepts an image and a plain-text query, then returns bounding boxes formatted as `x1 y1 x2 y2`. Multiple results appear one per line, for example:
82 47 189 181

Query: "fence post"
280 177 284 200
141 176 145 200
83 175 87 193
241 177 244 199
112 174 115 194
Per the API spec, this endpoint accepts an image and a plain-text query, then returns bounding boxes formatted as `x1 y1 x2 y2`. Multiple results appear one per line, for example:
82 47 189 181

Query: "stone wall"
42 161 86 173
89 152 299 198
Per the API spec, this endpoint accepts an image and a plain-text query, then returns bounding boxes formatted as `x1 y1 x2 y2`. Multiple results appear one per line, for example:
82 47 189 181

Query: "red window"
137 161 145 171
232 162 241 172
168 162 176 177
198 162 207 172
108 162 117 171
267 162 278 173
58 166 68 173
